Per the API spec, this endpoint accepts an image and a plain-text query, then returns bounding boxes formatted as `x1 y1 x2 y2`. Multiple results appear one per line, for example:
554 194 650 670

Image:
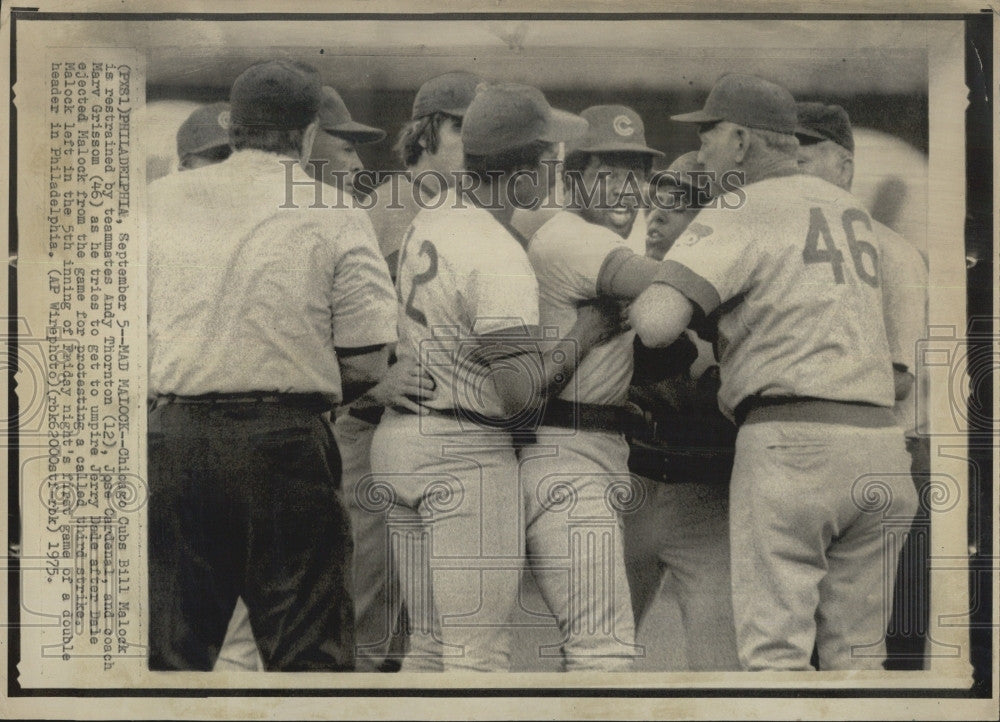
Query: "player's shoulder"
413 196 524 262
750 171 840 206
149 160 231 213
531 209 621 252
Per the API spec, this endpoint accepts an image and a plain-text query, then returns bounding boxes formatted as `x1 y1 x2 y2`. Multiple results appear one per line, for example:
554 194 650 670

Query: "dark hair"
563 150 654 179
229 124 306 156
393 112 462 168
180 144 231 169
463 140 551 183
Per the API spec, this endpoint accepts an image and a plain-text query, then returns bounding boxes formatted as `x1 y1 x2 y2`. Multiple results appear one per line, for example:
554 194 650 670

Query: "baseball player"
621 151 740 671
306 85 386 199
368 71 482 277
521 105 673 671
794 101 930 667
334 73 482 672
628 74 917 671
175 102 231 171
369 83 623 672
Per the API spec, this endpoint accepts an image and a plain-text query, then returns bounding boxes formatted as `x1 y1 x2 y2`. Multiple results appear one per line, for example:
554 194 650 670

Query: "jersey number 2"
402 240 439 327
802 207 879 288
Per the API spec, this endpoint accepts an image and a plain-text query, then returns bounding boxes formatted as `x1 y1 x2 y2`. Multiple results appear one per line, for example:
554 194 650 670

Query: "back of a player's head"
795 102 855 191
461 83 587 182
650 151 711 209
796 102 854 153
463 140 554 181
228 59 322 157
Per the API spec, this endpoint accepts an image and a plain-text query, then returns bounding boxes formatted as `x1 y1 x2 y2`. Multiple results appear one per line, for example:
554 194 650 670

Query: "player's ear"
840 154 855 191
732 126 751 164
299 118 320 167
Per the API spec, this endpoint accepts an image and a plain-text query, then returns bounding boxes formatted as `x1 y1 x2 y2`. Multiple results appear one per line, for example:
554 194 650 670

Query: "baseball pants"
622 477 739 671
518 429 638 672
369 410 524 672
333 411 408 672
148 401 354 671
729 420 917 671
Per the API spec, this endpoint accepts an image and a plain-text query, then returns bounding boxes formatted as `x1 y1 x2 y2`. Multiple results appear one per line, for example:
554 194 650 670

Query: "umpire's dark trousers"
148 399 354 671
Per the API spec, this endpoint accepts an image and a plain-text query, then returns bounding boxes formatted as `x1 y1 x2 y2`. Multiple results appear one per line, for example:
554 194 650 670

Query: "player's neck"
469 182 516 226
743 157 799 185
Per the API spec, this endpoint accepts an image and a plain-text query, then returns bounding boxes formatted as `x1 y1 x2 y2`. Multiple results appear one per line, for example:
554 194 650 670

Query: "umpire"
147 60 397 670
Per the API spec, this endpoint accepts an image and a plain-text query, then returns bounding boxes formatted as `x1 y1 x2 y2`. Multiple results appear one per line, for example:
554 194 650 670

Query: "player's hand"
573 298 630 349
368 356 436 414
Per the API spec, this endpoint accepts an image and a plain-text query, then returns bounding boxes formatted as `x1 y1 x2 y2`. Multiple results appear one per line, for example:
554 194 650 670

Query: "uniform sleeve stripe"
652 260 721 316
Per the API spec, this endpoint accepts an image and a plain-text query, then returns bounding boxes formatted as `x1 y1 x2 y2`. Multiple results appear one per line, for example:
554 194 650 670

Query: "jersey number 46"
802 206 879 288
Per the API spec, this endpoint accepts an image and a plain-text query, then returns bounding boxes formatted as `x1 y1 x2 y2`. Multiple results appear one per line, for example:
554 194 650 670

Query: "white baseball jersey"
657 172 895 419
395 190 540 419
529 210 636 406
876 220 928 431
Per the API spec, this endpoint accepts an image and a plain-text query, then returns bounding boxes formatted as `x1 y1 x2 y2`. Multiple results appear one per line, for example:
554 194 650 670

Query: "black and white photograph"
1 2 995 720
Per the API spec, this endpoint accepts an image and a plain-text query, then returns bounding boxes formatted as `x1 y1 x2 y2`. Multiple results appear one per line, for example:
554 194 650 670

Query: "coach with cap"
629 74 916 671
147 59 397 671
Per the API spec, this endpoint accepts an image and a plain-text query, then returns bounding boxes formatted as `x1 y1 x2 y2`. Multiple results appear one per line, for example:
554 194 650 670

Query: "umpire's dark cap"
794 101 854 153
671 73 797 135
230 59 322 130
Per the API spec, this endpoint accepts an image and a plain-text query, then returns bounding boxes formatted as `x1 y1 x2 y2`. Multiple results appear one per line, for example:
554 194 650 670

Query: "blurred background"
141 18 929 256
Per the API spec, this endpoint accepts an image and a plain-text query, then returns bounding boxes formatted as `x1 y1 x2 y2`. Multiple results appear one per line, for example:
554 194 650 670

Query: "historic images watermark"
277 161 749 212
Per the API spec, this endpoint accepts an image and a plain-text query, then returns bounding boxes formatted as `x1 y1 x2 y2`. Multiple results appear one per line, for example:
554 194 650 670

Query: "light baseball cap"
795 101 854 153
567 105 663 157
671 73 797 135
176 102 231 159
411 71 482 119
318 86 386 144
462 83 588 156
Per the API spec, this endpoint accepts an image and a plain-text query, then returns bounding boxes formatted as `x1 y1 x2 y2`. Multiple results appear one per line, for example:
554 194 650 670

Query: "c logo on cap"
217 110 231 130
679 222 714 246
613 114 635 137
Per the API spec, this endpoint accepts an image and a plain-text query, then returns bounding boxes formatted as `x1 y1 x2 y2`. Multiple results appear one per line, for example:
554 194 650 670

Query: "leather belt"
154 392 334 413
541 398 648 437
733 395 895 428
347 406 385 425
